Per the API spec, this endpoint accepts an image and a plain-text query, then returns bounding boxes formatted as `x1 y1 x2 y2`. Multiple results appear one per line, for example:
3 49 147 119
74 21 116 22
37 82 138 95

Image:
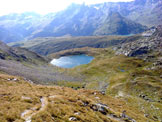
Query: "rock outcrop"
115 25 162 57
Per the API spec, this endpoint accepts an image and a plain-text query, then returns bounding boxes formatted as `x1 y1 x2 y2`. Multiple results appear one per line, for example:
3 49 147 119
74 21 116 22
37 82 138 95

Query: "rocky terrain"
115 25 162 57
114 25 162 72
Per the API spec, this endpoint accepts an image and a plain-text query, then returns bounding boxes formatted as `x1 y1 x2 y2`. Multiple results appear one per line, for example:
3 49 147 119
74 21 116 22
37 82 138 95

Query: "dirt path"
21 97 48 122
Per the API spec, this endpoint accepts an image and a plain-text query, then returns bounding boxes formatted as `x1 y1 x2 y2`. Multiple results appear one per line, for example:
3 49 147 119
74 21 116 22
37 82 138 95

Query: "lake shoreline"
50 54 94 68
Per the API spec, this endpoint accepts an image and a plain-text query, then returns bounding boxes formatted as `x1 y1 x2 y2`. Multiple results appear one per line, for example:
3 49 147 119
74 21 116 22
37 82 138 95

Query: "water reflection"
50 54 94 68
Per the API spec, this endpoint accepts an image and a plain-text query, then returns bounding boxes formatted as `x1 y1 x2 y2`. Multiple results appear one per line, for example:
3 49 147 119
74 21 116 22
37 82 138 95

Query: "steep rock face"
115 25 162 57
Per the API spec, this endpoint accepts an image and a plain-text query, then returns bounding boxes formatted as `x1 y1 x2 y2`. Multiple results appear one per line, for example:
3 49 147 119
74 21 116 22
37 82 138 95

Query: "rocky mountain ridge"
0 0 161 43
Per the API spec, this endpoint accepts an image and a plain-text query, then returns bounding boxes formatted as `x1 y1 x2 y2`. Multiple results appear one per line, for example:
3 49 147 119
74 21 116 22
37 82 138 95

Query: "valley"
0 26 162 121
0 0 161 122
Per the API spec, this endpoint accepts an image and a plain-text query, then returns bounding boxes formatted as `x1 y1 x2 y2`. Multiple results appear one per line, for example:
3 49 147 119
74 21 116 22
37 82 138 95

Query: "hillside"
15 25 162 57
0 41 47 63
0 73 153 122
0 41 78 84
48 47 162 121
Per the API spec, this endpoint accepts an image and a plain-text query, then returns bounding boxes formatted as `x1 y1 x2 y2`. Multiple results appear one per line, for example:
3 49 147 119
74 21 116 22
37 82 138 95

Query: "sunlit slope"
0 73 150 122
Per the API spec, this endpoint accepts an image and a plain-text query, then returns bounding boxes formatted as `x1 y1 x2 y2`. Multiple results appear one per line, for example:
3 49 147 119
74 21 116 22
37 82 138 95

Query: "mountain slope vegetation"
0 73 151 122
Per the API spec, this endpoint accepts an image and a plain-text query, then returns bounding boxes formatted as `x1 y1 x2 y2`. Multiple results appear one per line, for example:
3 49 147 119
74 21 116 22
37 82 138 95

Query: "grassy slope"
0 73 149 122
50 47 162 121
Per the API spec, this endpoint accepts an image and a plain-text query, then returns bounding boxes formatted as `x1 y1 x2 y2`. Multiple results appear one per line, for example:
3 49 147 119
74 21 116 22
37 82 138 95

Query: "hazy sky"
0 0 134 15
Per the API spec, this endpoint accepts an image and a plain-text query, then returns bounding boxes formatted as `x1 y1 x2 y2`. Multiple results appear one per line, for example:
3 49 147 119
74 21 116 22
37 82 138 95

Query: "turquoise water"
50 54 94 68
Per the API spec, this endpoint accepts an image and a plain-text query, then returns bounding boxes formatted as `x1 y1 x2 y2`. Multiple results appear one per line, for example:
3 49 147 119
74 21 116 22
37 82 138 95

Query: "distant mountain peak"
0 0 161 43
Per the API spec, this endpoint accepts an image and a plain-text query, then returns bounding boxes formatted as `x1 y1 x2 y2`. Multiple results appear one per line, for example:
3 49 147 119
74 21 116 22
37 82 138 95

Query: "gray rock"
100 91 106 95
121 110 136 122
90 103 109 115
69 117 77 121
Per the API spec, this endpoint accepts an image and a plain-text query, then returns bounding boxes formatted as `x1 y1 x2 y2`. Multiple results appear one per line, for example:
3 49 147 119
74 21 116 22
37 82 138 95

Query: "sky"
0 0 134 16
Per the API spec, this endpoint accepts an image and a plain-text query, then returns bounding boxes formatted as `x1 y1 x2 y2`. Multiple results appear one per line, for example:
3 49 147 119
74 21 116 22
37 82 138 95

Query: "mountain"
32 0 161 38
32 3 147 38
95 0 162 26
93 12 146 35
0 0 161 43
0 12 55 43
